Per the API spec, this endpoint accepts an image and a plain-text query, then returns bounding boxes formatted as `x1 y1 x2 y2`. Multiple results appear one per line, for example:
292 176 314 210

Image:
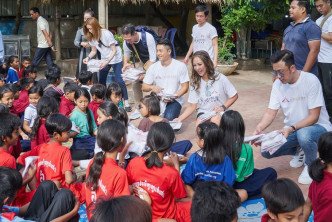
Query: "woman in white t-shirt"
175 51 238 126
82 17 131 111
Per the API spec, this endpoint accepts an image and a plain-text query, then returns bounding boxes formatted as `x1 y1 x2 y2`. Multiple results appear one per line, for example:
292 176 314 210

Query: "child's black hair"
0 74 5 82
143 122 175 168
75 88 94 135
45 113 72 137
86 119 126 191
191 181 241 222
6 83 21 95
7 56 18 67
98 101 128 128
262 178 305 215
63 82 79 94
0 104 9 113
106 82 123 99
45 64 61 84
309 132 332 182
30 96 59 139
26 65 38 75
197 122 226 165
28 85 43 97
140 92 161 116
19 77 34 90
0 113 21 146
90 84 106 99
22 57 31 63
78 70 93 85
0 167 23 207
0 85 13 100
220 110 245 169
90 196 152 222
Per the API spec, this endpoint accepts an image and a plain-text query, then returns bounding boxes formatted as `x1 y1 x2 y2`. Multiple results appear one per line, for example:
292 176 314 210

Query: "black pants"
24 180 77 222
32 47 53 68
318 62 332 120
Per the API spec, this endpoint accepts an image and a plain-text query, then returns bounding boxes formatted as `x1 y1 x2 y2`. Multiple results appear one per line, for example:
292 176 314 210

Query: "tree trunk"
13 0 21 34
150 2 188 54
54 1 61 61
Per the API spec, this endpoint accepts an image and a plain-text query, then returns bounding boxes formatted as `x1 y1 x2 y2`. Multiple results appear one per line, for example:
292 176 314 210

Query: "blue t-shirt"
1 205 33 222
6 67 19 84
283 17 321 76
181 151 236 187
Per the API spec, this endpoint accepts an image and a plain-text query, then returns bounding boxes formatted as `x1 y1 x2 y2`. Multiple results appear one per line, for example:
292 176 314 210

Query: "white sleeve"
146 33 157 62
38 20 47 31
123 41 131 58
103 30 116 46
143 64 155 84
187 86 199 104
179 63 190 83
268 82 281 110
209 26 218 39
328 18 332 33
220 75 237 98
308 77 325 109
23 107 32 122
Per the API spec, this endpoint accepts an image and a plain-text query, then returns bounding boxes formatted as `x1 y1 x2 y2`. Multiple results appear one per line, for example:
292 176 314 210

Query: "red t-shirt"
12 90 29 115
308 170 332 222
261 214 271 222
31 119 50 149
88 100 103 126
59 96 75 118
0 149 16 169
86 157 130 218
36 142 73 187
17 144 42 166
126 157 188 220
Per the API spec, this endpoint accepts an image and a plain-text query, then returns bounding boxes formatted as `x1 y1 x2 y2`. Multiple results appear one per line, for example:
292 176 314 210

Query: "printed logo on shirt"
200 96 219 106
195 170 222 180
99 179 107 196
282 96 306 103
194 34 207 44
132 180 165 198
38 159 56 172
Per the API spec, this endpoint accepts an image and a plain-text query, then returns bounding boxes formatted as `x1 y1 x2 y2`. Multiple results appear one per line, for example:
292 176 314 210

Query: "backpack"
125 26 159 50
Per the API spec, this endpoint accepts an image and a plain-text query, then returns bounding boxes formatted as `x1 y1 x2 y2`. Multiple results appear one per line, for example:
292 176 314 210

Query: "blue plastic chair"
165 28 177 58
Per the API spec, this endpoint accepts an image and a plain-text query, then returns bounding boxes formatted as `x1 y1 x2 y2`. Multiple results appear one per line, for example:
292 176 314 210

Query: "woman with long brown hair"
82 17 131 111
175 50 238 126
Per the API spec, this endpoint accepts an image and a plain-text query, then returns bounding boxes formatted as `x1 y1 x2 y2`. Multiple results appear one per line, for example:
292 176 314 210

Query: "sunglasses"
271 70 285 77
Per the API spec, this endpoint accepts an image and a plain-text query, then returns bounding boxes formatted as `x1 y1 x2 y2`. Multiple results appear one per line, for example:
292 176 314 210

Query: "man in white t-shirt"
142 38 189 121
315 0 332 121
253 50 332 185
121 24 157 110
184 5 218 68
30 7 55 68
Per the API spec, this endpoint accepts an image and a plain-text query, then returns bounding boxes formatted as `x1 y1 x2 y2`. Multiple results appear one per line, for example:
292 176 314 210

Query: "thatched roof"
39 0 223 5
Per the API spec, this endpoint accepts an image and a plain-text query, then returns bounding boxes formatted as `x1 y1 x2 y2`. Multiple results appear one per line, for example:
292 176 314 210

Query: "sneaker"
298 165 312 185
290 149 305 168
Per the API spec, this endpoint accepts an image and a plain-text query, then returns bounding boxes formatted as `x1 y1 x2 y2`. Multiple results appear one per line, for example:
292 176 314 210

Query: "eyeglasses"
271 70 285 77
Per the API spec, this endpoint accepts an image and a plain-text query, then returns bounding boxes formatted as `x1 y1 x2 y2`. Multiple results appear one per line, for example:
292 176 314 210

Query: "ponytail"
309 158 327 183
87 108 94 135
86 152 105 191
118 107 128 128
145 150 163 168
30 116 41 139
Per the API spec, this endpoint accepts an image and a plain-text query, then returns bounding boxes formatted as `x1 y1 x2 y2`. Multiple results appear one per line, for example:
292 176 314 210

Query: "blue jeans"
32 47 53 68
261 124 327 165
99 62 128 100
164 100 181 121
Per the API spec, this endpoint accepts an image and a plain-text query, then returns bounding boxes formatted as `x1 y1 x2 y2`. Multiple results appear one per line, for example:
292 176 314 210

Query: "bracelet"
290 125 296 132
221 104 227 110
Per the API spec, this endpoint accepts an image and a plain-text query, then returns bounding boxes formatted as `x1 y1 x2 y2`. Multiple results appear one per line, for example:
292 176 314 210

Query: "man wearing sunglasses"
253 50 332 185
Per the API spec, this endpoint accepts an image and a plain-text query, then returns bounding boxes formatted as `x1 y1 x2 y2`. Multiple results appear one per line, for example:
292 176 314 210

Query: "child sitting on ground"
138 93 169 132
79 70 93 98
44 64 63 104
261 178 305 222
0 74 4 88
12 78 34 116
220 110 277 202
70 88 98 160
25 65 46 89
86 119 130 219
105 82 124 108
181 122 235 197
23 86 43 134
191 181 241 222
6 56 19 84
19 57 31 79
59 82 79 118
88 84 105 125
303 132 332 221
126 122 191 222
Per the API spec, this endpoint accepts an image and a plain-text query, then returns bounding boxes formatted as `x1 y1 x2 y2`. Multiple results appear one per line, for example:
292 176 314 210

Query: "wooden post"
98 0 106 28
207 4 212 23
54 1 61 61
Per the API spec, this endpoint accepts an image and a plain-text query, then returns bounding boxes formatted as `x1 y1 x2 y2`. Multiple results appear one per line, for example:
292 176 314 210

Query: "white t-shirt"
188 72 237 113
89 29 122 64
24 104 37 127
123 32 157 62
192 22 218 61
144 59 190 105
37 16 50 48
316 15 332 63
269 71 332 131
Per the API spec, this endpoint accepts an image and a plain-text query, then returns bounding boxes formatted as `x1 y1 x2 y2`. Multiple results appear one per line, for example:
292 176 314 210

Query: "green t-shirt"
70 108 98 138
235 143 254 182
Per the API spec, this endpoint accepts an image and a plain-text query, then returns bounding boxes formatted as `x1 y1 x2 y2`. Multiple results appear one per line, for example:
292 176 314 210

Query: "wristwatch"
290 125 296 132
221 105 227 110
